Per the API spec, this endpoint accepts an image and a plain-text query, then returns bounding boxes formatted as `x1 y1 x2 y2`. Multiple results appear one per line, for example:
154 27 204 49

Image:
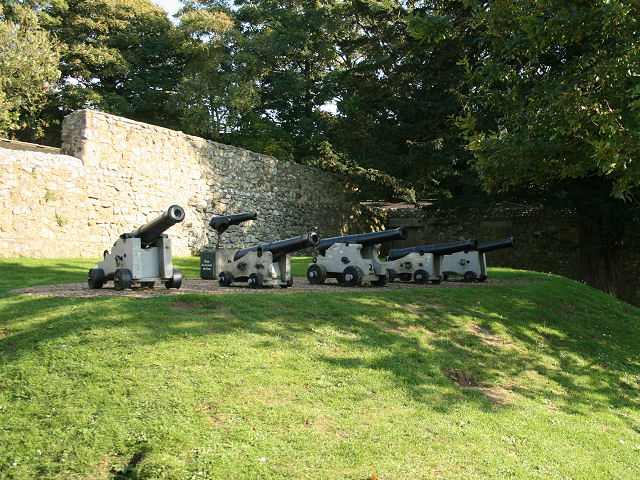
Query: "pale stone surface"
0 110 385 258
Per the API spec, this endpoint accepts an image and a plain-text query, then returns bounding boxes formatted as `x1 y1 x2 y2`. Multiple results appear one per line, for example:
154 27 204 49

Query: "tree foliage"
451 0 640 200
0 3 60 138
40 0 186 128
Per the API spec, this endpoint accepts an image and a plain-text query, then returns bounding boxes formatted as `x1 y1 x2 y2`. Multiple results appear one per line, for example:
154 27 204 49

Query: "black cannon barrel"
234 232 320 261
477 237 514 253
387 238 478 262
128 205 185 246
209 211 257 233
318 228 407 254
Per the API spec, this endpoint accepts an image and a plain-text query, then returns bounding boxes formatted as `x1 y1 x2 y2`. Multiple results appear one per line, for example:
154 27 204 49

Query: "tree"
0 3 60 139
39 0 186 133
454 0 640 199
326 0 479 199
413 0 640 296
174 1 260 141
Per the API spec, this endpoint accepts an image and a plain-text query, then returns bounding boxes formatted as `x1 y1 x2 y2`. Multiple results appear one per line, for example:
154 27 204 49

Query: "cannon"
201 211 257 279
307 228 407 287
442 237 515 282
216 232 320 288
210 211 257 248
88 205 185 290
385 238 478 284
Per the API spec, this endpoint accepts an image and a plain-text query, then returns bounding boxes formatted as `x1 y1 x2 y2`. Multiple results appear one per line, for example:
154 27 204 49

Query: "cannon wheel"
88 268 105 289
463 271 477 283
413 269 429 284
371 272 388 287
218 271 233 287
341 266 363 287
248 273 264 289
114 268 132 291
165 269 182 289
307 264 327 284
386 269 396 283
280 277 294 288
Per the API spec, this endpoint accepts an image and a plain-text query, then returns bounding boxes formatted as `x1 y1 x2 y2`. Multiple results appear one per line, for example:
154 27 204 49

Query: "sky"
152 0 182 18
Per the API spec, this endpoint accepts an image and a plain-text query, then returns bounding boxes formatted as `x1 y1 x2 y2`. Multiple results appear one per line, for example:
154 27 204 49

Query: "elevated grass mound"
0 258 638 479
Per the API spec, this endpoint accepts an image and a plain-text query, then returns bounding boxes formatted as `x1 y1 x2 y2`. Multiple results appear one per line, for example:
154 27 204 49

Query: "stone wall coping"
65 109 333 177
0 138 61 155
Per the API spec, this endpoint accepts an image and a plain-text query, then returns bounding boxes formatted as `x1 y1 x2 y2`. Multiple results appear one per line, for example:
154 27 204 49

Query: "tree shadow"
1 268 639 417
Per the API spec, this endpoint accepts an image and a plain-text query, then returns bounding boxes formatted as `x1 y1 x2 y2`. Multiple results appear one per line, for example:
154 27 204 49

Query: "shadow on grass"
1 259 639 416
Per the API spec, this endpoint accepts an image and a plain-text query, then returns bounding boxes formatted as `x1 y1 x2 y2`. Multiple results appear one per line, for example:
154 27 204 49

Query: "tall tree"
39 0 186 134
326 0 478 199
416 0 640 295
0 3 60 139
174 1 260 141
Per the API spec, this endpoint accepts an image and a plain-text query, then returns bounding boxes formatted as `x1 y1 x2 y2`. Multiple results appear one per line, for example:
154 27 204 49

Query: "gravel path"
11 277 537 298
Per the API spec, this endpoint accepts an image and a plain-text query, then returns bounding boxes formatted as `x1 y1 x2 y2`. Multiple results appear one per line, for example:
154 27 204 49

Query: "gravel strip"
11 277 538 298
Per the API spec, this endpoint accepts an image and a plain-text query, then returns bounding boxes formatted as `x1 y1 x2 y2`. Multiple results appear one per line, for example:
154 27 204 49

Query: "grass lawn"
0 257 639 479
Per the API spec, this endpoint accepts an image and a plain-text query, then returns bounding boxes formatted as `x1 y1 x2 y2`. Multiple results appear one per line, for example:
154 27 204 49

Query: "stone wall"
377 202 640 307
1 110 384 258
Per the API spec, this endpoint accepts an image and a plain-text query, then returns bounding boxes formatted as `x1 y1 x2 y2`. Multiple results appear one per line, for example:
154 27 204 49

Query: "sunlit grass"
0 257 638 479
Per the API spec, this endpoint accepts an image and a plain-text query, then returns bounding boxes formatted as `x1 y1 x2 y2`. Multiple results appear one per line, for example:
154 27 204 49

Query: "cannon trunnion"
385 238 478 284
214 232 319 288
442 237 515 282
307 228 407 287
88 205 185 290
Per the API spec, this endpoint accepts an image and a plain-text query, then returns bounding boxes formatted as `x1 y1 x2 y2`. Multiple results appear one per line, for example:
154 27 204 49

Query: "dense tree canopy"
38 0 187 131
0 3 60 138
452 0 640 200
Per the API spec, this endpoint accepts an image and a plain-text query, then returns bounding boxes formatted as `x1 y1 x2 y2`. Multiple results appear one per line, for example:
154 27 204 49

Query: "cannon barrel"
234 232 320 261
318 228 407 254
477 237 514 253
128 205 185 246
387 238 478 262
209 211 257 233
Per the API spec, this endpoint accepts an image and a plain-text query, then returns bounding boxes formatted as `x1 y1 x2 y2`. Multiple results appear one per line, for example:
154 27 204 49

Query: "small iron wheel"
413 269 429 284
114 268 132 291
307 264 327 285
218 271 233 287
463 271 477 283
341 265 363 287
88 268 105 289
248 272 264 289
165 269 183 289
371 272 388 287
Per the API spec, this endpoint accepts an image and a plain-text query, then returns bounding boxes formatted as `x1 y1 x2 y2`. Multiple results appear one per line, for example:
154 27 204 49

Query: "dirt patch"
11 277 539 298
476 386 515 405
443 368 516 405
466 323 525 353
404 304 424 314
172 300 197 310
443 367 483 387
403 301 444 314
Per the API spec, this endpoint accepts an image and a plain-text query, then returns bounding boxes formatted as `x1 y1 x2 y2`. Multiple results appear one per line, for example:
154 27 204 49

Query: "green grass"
0 257 639 479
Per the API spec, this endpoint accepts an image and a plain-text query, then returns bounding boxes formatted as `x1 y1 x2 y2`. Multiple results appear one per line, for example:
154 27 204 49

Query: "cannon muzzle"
477 237 515 253
234 232 320 261
318 228 407 254
127 205 185 246
387 238 478 262
209 211 257 234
